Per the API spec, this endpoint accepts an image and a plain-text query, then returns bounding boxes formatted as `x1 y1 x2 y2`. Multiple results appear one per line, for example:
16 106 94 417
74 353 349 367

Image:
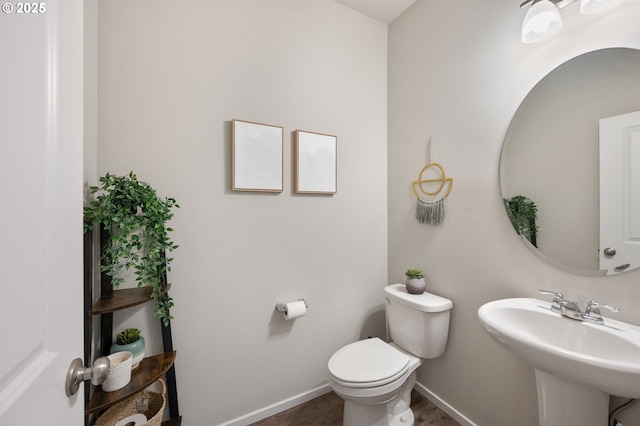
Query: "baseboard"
414 381 477 426
218 383 333 426
220 381 475 426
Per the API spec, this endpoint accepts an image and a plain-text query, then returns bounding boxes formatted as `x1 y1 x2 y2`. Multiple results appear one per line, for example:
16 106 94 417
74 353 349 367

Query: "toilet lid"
328 338 410 387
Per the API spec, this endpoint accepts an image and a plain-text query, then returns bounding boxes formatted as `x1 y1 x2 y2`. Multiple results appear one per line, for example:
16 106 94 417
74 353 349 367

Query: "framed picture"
232 119 283 192
295 130 337 194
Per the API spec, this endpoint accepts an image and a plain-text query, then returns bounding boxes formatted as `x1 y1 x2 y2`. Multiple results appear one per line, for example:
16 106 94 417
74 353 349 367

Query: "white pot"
102 351 133 392
405 277 426 294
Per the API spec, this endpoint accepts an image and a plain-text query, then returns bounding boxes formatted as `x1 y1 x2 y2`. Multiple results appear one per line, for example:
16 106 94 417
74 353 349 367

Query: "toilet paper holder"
275 298 308 314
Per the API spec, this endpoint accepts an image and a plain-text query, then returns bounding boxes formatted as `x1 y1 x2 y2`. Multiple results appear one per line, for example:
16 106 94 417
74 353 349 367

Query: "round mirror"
500 48 640 276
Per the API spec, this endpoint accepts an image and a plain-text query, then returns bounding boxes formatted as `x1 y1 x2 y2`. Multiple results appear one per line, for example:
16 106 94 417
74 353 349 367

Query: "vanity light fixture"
521 0 564 44
520 0 624 43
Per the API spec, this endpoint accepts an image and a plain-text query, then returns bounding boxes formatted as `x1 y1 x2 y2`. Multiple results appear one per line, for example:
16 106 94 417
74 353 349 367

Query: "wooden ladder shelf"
84 226 182 425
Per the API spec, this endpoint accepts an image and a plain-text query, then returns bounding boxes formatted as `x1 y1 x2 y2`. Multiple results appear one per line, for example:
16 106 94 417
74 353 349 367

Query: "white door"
599 110 640 274
0 1 85 424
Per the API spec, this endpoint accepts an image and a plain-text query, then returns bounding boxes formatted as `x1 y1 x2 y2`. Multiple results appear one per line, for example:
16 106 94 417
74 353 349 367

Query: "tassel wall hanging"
411 138 453 225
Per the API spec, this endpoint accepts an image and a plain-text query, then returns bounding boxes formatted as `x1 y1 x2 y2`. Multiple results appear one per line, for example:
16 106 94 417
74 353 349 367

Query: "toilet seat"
328 338 411 388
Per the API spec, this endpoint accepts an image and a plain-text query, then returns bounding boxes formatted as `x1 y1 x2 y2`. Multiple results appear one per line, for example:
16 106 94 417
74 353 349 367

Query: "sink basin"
478 298 640 426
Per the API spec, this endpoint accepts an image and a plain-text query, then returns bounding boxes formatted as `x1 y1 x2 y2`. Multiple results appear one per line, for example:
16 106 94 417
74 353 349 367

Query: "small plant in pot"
111 328 145 369
405 269 426 294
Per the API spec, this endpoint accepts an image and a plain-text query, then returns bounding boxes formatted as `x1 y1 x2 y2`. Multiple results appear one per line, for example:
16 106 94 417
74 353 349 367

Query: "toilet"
327 283 453 426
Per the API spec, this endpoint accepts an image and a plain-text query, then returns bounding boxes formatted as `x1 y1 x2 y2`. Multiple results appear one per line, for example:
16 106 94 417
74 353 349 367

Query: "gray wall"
388 0 640 424
95 1 388 424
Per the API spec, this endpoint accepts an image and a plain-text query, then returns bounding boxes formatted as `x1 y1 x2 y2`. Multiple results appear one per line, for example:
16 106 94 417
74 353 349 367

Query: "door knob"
603 247 617 257
65 356 110 396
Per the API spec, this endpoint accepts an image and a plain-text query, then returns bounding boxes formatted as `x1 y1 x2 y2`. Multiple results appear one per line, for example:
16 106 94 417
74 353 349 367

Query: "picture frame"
295 130 337 194
232 119 284 192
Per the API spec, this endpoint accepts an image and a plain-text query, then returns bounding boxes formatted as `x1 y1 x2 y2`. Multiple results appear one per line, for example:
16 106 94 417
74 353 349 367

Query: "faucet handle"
583 300 620 324
538 289 564 313
539 289 564 301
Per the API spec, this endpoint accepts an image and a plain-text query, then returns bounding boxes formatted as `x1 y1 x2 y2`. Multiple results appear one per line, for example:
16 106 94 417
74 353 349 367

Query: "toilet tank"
384 283 453 359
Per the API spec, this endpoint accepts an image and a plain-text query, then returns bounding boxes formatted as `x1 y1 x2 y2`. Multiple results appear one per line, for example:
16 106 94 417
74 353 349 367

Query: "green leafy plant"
116 328 141 345
405 269 425 279
504 195 538 245
84 172 179 326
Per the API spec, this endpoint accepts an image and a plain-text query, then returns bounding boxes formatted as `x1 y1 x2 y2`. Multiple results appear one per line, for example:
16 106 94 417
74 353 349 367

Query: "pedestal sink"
478 298 640 426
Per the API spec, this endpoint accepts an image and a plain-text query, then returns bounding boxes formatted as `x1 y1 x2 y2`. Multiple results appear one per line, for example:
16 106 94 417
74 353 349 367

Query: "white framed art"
232 119 283 192
295 130 337 194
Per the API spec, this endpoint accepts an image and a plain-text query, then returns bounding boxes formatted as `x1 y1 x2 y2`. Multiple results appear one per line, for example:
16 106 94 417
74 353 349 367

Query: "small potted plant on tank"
405 269 426 294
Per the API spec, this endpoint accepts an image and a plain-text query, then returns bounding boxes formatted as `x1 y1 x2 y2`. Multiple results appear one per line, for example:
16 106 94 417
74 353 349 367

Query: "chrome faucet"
559 299 584 320
538 290 620 324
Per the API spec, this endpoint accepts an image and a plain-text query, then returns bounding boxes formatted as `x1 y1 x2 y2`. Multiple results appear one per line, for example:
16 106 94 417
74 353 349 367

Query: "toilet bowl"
328 338 421 425
327 283 453 426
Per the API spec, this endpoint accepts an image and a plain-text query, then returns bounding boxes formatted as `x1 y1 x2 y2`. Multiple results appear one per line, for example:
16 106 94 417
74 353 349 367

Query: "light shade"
580 0 623 14
522 0 563 43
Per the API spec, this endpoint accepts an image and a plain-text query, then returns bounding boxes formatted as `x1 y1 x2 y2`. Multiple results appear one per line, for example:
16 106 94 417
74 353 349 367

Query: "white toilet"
327 283 453 426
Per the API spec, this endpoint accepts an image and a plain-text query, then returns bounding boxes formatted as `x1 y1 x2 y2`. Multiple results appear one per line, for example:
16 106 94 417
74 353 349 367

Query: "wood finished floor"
250 390 461 426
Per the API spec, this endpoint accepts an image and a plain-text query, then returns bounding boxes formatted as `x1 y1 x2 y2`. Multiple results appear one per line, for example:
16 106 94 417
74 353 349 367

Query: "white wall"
389 1 640 425
96 1 388 424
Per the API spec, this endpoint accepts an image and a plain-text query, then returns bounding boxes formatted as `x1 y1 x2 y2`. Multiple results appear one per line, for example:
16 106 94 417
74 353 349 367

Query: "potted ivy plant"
111 327 145 369
405 269 426 294
84 172 179 326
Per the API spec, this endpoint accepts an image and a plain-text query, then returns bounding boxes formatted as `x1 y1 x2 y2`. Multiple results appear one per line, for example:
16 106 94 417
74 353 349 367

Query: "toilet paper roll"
114 413 147 426
284 300 307 320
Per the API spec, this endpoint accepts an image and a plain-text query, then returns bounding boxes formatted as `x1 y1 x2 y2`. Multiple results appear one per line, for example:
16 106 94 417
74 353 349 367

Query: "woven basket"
95 379 166 426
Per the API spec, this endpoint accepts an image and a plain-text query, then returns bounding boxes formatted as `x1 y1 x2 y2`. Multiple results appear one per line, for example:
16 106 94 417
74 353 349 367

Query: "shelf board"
86 351 176 415
89 284 171 315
